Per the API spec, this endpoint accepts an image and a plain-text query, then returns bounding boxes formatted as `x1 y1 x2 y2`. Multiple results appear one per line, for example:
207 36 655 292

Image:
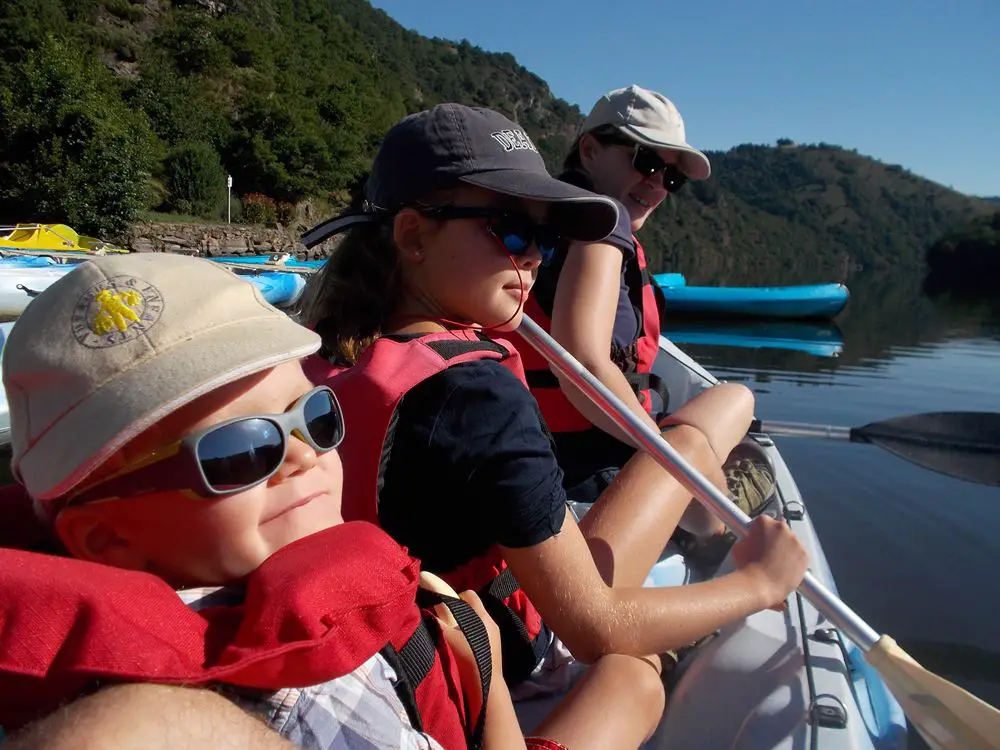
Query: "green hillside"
0 0 992 280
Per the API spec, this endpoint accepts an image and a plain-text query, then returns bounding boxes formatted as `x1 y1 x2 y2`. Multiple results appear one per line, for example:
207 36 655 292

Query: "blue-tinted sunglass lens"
499 232 531 255
197 418 284 491
303 390 343 450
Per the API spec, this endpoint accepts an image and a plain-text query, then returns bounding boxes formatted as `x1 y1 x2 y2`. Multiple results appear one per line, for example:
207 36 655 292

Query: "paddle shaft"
518 315 881 652
751 419 855 441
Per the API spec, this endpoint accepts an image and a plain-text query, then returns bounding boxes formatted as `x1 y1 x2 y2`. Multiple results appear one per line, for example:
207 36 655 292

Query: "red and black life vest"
304 329 550 685
509 236 666 434
0 489 489 750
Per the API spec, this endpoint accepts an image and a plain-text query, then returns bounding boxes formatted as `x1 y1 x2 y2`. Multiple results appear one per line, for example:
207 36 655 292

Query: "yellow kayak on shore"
0 224 127 254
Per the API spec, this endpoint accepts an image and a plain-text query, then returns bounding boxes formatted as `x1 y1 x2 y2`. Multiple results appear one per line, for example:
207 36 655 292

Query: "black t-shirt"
376 357 568 574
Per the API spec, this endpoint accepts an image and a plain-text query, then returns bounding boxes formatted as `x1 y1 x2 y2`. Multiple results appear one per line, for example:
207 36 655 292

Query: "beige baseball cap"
581 84 711 180
2 253 321 502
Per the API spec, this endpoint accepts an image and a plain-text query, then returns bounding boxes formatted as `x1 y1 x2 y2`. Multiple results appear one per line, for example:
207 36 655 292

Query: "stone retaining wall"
126 221 338 260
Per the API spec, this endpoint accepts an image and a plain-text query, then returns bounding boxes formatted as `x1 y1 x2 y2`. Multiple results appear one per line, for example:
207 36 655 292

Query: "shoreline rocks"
126 221 339 260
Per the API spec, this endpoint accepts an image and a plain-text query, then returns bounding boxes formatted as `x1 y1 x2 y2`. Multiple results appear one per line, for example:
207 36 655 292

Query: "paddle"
518 314 1000 750
750 413 1000 486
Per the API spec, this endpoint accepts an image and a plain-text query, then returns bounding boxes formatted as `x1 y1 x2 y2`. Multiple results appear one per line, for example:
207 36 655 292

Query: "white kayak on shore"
0 263 307 318
0 266 74 317
514 336 908 749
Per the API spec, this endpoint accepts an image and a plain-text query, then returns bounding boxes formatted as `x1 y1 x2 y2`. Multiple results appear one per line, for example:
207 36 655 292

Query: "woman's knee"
710 382 755 421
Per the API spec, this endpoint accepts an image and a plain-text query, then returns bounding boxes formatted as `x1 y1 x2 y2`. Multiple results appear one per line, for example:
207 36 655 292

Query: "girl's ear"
392 208 430 264
55 506 149 571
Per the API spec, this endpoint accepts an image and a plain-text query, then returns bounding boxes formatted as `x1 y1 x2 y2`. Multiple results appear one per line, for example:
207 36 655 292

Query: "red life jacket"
510 236 665 434
304 329 549 685
0 489 489 750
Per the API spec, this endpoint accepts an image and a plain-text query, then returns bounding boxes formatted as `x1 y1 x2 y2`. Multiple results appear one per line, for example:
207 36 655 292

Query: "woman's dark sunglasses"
419 205 561 264
592 131 688 193
67 386 345 506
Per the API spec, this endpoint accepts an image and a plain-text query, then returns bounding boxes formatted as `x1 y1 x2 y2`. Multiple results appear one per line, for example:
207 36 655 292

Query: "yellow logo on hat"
72 275 164 349
91 289 143 335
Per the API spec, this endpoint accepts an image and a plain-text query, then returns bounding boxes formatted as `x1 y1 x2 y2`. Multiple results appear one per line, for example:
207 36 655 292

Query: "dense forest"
0 0 993 280
925 211 1000 292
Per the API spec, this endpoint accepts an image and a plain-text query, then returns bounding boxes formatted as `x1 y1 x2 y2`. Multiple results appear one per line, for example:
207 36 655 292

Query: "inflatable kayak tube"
657 281 850 320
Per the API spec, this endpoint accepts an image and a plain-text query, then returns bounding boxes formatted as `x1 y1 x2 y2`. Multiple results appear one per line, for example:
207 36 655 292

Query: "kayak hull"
0 322 13 444
659 282 850 320
0 265 306 318
513 337 907 749
0 267 74 316
0 224 126 254
210 254 325 270
232 271 307 307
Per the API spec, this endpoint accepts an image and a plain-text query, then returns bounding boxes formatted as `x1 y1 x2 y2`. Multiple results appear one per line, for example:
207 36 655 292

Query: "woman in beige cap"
505 85 773 561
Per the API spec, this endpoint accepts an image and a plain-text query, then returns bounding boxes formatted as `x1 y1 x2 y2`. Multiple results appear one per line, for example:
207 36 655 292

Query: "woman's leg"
532 654 665 750
577 384 758 587
578 424 726 587
660 383 755 466
660 383 757 535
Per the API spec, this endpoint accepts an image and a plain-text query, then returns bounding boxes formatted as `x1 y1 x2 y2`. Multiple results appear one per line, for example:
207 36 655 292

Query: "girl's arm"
502 504 808 664
548 240 660 447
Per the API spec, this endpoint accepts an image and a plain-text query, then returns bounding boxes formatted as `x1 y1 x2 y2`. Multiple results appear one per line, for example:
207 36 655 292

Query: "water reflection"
665 270 1000 379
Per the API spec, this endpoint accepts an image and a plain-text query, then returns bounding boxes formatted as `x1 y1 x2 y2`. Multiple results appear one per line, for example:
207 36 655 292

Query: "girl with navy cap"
302 103 807 715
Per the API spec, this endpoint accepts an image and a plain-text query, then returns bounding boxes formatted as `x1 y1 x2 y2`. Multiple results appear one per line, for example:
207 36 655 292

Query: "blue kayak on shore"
653 273 849 320
232 271 306 307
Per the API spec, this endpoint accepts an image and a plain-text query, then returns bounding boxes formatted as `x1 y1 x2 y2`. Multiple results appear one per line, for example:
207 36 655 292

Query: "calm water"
665 270 1000 741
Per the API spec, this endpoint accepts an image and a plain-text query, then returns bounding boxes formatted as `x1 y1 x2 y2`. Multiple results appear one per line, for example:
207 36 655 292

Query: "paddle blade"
856 412 1000 486
866 635 1000 750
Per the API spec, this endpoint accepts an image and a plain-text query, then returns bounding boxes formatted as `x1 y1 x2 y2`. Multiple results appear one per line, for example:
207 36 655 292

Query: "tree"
164 141 227 218
0 36 154 237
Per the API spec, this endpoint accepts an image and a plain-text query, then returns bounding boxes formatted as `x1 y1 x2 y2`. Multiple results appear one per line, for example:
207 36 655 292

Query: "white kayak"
0 266 74 317
514 336 908 749
0 322 13 445
0 264 307 318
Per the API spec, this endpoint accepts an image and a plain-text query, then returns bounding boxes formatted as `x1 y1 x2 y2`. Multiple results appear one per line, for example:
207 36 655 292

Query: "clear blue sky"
368 0 999 197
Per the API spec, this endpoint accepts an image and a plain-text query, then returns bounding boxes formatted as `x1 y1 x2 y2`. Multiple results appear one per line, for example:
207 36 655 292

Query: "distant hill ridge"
0 0 992 281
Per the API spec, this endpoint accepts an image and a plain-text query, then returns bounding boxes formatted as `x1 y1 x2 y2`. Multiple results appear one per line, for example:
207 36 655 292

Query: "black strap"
524 368 561 390
412 592 493 750
425 334 509 362
624 371 669 413
380 618 438 734
479 569 550 683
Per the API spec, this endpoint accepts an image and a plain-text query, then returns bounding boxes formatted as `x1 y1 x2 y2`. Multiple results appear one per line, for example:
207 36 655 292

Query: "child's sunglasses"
420 205 561 264
67 386 345 506
592 131 689 193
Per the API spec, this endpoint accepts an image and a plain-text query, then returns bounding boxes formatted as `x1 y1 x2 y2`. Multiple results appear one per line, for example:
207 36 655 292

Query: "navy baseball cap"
303 103 620 248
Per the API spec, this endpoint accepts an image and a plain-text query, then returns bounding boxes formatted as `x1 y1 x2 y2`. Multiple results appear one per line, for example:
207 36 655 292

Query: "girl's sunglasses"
67 386 345 506
420 205 561 264
592 131 689 193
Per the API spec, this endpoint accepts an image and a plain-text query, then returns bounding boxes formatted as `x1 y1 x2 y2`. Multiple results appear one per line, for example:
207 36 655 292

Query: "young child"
301 103 809 701
0 253 663 750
